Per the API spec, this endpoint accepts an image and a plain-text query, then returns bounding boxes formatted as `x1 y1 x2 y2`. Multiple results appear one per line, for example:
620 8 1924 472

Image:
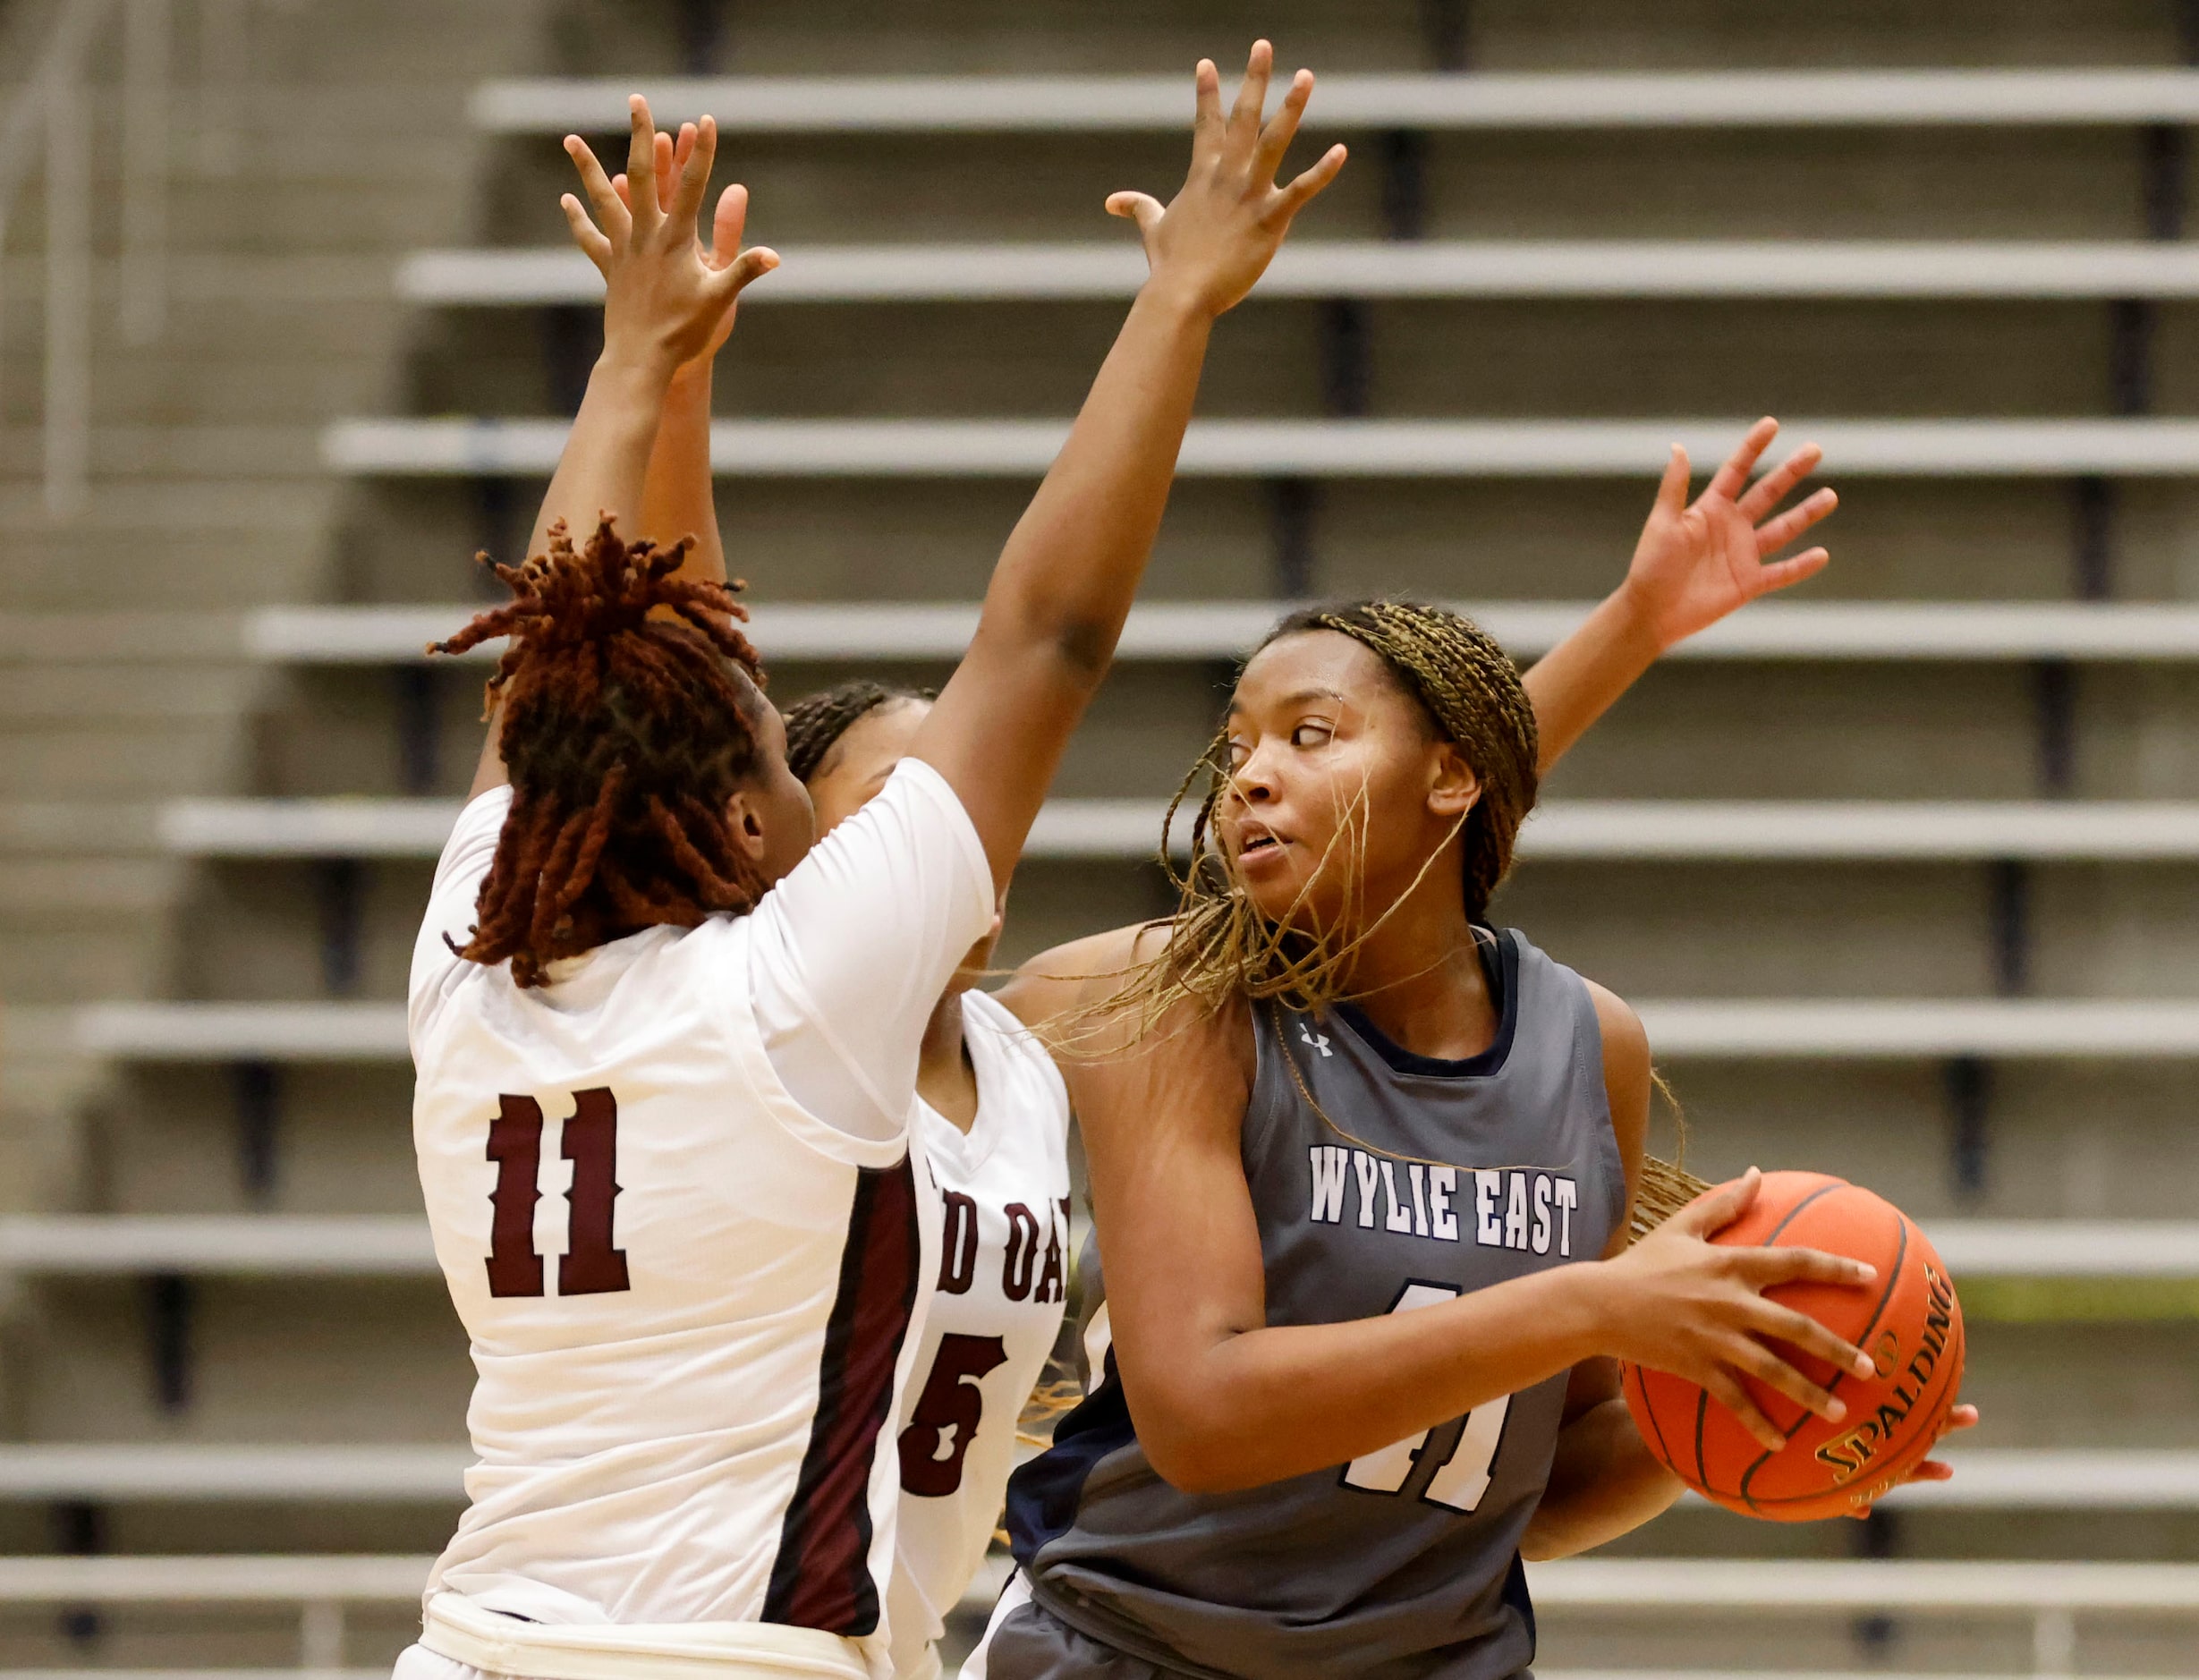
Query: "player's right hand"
560 95 779 376
1107 40 1346 320
1592 1167 1881 1453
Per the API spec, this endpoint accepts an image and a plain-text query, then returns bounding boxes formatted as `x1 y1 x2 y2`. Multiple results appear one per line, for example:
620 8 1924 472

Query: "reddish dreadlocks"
432 516 773 988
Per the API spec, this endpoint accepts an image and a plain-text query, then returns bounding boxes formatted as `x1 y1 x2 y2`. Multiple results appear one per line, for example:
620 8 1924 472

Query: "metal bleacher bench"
0 1447 2184 1513
318 416 2199 479
72 997 2199 1062
1 1214 2190 1283
243 598 2199 665
465 69 2199 133
397 241 2199 307
0 1555 2189 1680
154 794 2199 863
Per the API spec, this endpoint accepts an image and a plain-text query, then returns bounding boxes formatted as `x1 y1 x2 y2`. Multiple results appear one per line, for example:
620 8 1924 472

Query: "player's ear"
1427 741 1481 820
722 786 772 864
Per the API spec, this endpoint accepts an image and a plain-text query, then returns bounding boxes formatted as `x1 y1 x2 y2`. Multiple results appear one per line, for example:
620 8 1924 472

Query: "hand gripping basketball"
1595 1168 1881 1454
1611 1168 1973 1522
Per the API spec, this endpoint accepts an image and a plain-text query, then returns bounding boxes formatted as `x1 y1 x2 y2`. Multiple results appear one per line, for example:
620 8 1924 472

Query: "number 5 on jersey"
486 1089 631 1298
1340 1281 1510 1513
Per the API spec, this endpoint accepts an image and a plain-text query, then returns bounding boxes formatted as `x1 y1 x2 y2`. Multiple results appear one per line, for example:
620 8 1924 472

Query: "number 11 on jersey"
1339 1281 1511 1514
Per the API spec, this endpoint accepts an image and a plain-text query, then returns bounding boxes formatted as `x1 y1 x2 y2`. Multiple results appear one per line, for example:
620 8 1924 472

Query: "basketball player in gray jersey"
986 573 1974 1676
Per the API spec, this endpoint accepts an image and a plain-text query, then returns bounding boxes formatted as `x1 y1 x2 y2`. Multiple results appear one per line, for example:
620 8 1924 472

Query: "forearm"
1521 584 1663 774
526 348 676 561
636 363 726 584
473 345 674 796
1132 1262 1609 1494
1520 1396 1684 1560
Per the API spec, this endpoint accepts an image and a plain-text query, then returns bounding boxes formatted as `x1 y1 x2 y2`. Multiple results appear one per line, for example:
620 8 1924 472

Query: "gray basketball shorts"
964 1574 1176 1680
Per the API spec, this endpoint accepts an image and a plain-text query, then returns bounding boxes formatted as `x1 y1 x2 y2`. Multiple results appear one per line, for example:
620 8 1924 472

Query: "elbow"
1138 1423 1236 1497
1132 1396 1257 1497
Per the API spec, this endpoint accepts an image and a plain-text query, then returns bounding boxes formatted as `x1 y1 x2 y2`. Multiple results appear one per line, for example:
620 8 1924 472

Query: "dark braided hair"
783 679 937 785
431 516 776 988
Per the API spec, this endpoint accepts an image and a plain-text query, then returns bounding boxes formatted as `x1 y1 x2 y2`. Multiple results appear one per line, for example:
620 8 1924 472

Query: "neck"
1330 861 1494 1062
916 988 981 1134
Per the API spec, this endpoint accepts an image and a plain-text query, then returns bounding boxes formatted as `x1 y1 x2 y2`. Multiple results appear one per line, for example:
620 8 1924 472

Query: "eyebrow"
1232 683 1348 716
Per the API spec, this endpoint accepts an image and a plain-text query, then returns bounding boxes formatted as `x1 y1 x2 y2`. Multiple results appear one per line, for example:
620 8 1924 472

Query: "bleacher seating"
467 70 2199 132
72 996 2199 1061
318 416 2199 479
242 598 2199 664
398 240 2199 305
0 1445 2183 1510
155 794 2199 861
2 1215 2186 1282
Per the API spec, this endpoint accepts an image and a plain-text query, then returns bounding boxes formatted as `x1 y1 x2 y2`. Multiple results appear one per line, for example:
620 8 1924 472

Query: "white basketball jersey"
409 765 993 1679
885 988 1073 1678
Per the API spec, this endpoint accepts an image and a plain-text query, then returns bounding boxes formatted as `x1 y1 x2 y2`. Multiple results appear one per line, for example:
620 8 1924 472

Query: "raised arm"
620 123 759 589
911 43 1346 889
469 98 777 797
1524 418 1836 774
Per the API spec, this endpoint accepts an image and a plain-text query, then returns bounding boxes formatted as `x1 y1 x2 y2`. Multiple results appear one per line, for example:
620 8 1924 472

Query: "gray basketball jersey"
1006 929 1625 1680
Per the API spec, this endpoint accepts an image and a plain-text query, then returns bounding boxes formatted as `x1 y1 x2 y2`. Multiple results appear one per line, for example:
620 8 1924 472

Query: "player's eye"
1290 722 1333 748
1225 737 1250 768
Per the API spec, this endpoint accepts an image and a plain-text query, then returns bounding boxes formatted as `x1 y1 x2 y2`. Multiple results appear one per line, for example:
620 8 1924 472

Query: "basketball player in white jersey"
399 54 1346 1680
785 683 1074 1680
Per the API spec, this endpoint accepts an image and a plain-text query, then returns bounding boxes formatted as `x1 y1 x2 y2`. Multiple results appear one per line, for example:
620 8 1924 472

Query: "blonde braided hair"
1057 597 1704 1235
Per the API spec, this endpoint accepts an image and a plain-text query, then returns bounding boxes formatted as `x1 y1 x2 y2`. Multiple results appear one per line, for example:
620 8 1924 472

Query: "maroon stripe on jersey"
763 1156 921 1636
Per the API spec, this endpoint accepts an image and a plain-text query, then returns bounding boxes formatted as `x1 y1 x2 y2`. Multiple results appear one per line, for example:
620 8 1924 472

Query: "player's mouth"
1235 823 1290 869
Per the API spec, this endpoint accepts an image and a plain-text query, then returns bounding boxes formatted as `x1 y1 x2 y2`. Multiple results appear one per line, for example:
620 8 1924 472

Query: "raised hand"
1620 418 1837 652
1596 1167 1880 1454
611 122 758 377
560 96 779 377
1107 40 1347 319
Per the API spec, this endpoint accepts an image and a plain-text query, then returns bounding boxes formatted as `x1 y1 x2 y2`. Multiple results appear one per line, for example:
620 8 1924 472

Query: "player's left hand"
1106 40 1347 320
1846 1402 1980 1519
1617 417 1837 652
611 121 757 378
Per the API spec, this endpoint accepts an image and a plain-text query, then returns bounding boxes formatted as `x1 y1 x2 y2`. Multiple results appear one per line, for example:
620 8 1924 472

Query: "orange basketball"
1619 1170 1966 1522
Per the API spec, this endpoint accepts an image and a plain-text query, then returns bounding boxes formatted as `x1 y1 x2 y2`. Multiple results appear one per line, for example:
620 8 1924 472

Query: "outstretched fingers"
709 182 750 269
1705 416 1780 505
1651 443 1693 519
1736 438 1824 521
702 241 780 309
1253 67 1314 182
1190 58 1225 169
563 134 629 248
1106 190 1167 243
1751 487 1838 556
1754 547 1833 595
1223 40 1274 169
1274 141 1348 220
560 191 614 273
624 95 663 234
668 114 718 231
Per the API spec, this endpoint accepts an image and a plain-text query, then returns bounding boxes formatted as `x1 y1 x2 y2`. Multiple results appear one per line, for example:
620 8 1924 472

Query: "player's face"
805 698 930 838
803 696 1006 990
1216 631 1480 929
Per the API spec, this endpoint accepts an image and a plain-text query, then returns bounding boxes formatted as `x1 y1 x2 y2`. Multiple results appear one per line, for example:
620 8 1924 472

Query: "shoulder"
992 921 1175 1036
1582 979 1650 1243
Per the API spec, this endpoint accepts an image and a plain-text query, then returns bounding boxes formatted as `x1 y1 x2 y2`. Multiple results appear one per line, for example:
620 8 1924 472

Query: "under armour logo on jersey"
1298 1022 1333 1058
